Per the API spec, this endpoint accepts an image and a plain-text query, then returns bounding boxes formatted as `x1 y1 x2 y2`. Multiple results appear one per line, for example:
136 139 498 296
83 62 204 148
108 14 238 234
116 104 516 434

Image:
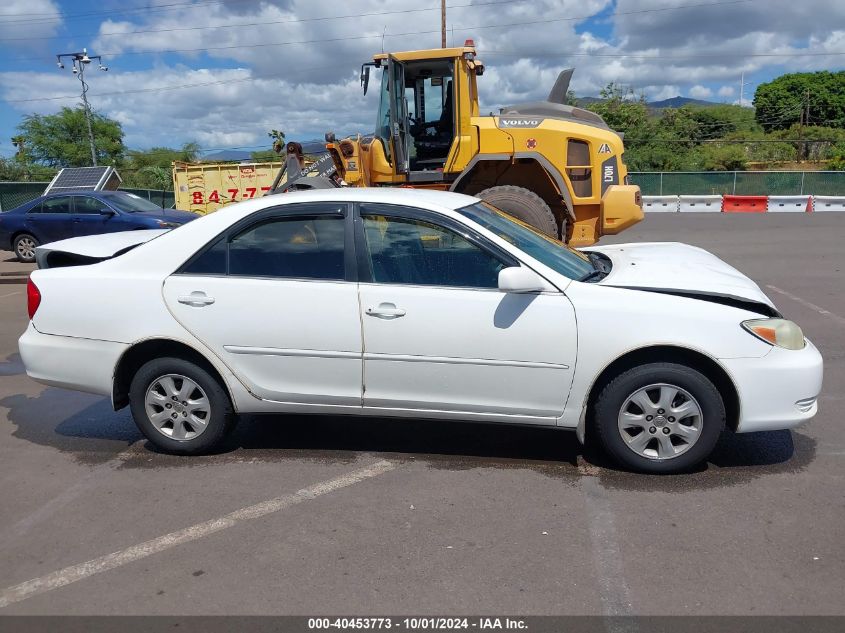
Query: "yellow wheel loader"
286 42 643 246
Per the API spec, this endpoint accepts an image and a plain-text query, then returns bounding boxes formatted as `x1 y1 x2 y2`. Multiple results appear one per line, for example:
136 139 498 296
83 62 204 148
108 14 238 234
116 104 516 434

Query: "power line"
0 0 528 41
7 0 759 62
483 50 845 60
0 0 259 24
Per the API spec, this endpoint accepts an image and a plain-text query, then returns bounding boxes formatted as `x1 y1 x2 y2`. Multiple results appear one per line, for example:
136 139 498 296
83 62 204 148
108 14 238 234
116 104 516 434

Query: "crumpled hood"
586 242 776 310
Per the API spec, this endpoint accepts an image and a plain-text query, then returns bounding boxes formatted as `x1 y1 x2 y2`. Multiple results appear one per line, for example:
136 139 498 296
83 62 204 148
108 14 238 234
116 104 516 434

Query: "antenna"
381 25 387 53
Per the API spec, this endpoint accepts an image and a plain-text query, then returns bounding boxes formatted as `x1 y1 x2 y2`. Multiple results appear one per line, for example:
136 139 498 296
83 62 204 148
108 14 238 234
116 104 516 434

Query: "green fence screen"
0 182 175 211
630 171 845 196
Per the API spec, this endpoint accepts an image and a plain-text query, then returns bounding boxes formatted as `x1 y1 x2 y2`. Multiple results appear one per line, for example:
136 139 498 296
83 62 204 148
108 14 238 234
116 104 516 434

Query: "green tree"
268 129 286 154
828 143 845 170
753 71 845 132
121 142 200 188
16 106 125 167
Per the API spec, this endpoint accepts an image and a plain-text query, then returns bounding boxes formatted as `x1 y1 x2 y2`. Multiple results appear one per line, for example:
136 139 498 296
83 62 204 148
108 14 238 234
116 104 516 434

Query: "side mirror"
361 65 370 95
498 266 547 293
99 208 116 217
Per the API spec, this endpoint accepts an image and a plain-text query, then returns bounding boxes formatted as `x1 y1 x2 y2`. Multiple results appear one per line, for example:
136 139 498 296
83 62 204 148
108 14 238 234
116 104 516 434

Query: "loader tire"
477 185 558 238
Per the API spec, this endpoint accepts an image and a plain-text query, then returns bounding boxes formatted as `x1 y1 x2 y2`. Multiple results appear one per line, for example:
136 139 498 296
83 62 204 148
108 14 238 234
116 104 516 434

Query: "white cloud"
0 0 62 45
2 0 843 149
689 85 712 99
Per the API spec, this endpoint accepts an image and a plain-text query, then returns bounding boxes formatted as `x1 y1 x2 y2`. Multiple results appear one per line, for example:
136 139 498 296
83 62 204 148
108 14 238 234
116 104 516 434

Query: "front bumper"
18 323 128 397
719 338 823 433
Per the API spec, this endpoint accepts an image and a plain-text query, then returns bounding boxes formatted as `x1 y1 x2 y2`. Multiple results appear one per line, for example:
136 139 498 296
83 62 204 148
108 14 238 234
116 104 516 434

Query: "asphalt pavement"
0 213 843 616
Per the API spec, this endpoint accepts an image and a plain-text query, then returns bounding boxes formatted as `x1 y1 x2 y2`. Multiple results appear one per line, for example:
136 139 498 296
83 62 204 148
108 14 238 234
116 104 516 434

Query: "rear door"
25 196 74 243
162 202 362 407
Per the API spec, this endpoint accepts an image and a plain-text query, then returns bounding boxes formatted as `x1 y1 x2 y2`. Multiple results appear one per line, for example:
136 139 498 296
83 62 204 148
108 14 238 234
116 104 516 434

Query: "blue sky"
1 0 843 158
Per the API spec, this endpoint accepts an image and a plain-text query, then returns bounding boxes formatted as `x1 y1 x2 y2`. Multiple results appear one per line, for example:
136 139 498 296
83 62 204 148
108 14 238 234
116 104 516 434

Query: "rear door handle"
366 302 406 319
178 291 215 307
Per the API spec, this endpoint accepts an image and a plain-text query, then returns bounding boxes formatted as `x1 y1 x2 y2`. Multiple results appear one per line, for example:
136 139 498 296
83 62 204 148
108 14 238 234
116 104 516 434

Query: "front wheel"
129 357 236 454
13 233 38 263
593 362 725 473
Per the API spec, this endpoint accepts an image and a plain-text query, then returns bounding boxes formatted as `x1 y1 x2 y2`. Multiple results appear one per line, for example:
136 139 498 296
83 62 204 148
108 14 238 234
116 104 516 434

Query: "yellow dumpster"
172 161 283 214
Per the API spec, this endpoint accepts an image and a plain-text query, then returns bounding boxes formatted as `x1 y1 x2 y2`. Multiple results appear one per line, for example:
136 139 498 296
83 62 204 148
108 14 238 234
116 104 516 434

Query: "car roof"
266 187 479 211
42 190 127 197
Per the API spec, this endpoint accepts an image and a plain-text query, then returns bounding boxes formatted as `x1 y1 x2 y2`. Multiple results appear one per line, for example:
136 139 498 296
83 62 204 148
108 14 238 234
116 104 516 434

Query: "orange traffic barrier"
722 195 768 213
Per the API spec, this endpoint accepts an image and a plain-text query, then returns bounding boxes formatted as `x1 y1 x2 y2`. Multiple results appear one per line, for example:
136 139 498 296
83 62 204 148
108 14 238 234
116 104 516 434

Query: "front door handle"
366 302 406 319
178 291 215 307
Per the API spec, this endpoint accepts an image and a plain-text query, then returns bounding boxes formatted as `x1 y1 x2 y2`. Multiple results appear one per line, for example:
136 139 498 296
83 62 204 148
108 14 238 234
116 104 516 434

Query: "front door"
162 203 362 406
356 203 577 421
71 195 113 236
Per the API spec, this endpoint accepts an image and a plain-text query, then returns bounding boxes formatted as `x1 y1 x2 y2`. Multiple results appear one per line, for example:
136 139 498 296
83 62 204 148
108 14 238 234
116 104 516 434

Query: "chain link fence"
631 171 845 196
0 182 175 211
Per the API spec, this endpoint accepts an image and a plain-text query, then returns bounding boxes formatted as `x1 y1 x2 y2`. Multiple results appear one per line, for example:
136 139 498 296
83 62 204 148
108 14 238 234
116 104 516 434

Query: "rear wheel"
593 362 725 473
477 185 558 238
13 233 38 263
129 357 235 454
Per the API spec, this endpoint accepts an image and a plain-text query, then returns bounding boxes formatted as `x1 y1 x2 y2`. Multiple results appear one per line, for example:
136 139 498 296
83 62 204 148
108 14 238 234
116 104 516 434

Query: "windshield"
457 202 594 280
109 193 165 213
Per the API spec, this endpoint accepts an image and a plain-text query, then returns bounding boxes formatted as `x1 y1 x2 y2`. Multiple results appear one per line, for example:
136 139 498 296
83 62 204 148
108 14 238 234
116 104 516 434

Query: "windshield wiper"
578 269 607 283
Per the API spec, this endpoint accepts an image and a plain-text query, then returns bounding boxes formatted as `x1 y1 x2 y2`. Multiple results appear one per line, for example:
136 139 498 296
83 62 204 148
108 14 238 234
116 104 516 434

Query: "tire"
593 362 725 474
476 185 559 238
13 233 38 263
129 357 236 455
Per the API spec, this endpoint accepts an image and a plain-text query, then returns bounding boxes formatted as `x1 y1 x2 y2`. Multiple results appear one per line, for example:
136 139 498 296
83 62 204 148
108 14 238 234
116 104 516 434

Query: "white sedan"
19 189 823 473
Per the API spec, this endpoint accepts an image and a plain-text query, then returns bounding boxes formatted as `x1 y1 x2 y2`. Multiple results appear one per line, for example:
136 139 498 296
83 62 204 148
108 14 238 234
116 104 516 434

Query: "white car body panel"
358 283 576 420
163 276 362 406
588 242 775 308
18 188 823 441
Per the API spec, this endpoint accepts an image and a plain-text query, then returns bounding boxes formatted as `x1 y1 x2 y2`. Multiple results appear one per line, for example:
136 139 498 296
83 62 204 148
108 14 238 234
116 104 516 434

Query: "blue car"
0 190 198 262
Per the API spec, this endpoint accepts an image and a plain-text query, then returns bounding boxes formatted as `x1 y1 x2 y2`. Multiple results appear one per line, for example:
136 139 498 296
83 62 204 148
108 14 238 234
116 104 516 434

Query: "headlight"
742 318 805 350
156 220 181 228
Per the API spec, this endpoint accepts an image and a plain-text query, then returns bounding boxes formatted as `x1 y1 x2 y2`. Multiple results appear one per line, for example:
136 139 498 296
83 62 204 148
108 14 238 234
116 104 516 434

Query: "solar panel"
44 166 123 194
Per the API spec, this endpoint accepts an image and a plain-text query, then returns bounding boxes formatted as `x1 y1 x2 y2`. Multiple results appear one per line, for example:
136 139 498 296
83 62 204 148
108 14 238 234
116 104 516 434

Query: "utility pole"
441 0 447 48
56 48 108 166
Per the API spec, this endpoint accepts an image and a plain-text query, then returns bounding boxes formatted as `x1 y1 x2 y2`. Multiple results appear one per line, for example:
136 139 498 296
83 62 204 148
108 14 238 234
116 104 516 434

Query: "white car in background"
19 189 822 473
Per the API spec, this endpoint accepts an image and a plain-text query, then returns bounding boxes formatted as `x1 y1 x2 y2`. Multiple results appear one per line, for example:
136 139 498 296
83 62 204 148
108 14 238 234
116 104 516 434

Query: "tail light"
27 278 41 319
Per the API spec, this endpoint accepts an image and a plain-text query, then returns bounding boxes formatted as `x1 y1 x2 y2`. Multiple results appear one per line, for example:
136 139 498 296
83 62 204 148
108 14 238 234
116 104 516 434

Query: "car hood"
586 242 776 310
36 230 167 268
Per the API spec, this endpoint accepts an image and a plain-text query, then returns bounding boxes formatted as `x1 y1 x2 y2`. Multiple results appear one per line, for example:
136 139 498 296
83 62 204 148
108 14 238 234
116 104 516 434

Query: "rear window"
181 209 347 280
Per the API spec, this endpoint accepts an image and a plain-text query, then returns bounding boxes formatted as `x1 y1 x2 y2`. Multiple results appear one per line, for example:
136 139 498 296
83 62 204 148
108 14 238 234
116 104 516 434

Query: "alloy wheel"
144 374 211 441
16 237 36 260
617 383 703 461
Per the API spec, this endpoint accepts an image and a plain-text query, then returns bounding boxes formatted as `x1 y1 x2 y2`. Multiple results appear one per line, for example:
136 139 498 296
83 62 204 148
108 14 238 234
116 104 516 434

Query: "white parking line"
581 476 634 619
0 459 395 609
766 285 845 326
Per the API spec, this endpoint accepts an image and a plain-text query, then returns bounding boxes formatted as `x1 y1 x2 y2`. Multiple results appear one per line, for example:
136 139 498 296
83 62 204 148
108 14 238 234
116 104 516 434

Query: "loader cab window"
373 59 456 175
405 61 455 172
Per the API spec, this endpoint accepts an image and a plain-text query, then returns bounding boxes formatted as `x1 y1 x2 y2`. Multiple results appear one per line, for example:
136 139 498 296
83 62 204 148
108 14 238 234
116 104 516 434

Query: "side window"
229 215 345 280
360 210 506 288
39 197 73 214
74 196 106 214
182 236 227 275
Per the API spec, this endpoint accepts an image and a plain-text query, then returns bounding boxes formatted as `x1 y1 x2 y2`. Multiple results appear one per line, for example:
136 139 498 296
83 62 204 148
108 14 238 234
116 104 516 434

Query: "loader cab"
373 54 458 179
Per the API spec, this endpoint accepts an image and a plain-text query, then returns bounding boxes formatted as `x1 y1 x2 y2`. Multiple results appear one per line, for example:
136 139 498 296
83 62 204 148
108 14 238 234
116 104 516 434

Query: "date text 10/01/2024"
307 618 528 630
